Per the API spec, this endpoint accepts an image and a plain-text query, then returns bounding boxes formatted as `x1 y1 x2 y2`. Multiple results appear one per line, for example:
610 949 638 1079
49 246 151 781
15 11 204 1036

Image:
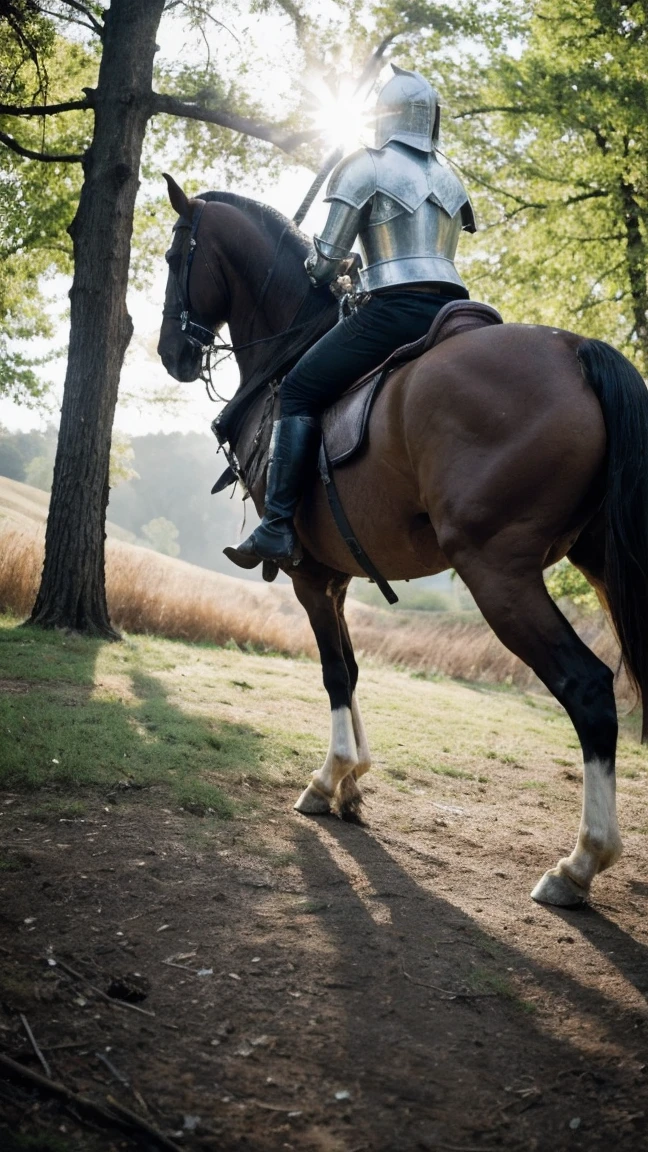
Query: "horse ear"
163 173 191 218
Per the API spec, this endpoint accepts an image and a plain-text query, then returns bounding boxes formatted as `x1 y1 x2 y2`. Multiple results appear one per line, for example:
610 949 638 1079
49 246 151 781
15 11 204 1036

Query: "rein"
167 202 323 403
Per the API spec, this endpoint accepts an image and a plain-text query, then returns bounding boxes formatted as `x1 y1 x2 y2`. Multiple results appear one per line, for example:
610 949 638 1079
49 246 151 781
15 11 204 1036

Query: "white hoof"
294 783 331 815
531 867 588 908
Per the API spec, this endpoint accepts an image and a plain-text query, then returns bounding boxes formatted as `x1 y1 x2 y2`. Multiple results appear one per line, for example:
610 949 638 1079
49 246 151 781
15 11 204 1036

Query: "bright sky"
0 0 383 438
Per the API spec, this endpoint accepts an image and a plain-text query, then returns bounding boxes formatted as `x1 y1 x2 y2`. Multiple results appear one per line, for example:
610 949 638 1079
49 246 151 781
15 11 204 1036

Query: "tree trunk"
619 179 648 370
29 0 165 636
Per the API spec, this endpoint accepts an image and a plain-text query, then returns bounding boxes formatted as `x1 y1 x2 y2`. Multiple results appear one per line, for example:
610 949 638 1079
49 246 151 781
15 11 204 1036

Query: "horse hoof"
294 783 331 815
336 774 363 823
531 868 588 908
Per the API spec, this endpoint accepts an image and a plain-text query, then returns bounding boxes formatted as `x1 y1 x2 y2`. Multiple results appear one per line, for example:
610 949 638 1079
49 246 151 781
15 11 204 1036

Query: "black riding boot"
223 416 320 570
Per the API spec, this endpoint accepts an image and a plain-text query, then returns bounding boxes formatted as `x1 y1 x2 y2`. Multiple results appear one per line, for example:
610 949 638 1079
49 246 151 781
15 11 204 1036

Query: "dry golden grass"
0 515 316 654
0 482 627 702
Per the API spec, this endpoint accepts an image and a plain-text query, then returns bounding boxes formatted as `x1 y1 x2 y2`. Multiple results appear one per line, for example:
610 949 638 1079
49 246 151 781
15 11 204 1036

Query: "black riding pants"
279 289 465 418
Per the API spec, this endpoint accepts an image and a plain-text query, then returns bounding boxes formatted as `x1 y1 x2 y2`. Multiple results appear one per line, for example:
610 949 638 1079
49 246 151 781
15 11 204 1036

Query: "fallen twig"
436 1145 507 1152
96 1052 153 1115
401 965 495 1000
95 1051 129 1085
49 956 155 1017
41 1041 92 1053
20 1013 51 1079
0 1051 182 1152
107 1095 183 1150
161 959 200 973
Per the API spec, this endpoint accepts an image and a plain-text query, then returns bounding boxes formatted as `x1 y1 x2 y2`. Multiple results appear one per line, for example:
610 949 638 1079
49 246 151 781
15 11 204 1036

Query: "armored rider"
225 65 475 572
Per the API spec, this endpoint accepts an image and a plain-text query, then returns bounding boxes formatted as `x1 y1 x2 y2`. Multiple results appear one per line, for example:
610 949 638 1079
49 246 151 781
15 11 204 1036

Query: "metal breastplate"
357 196 466 293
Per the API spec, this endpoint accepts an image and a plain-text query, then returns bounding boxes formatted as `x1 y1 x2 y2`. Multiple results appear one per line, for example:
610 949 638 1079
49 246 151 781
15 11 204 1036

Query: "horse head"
158 175 339 397
157 174 229 382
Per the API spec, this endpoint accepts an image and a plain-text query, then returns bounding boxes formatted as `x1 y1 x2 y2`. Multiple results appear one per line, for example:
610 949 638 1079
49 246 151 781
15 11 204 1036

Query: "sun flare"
310 77 373 154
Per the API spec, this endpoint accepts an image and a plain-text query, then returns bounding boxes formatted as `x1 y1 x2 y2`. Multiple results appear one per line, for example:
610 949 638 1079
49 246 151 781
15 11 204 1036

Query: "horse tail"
577 338 648 739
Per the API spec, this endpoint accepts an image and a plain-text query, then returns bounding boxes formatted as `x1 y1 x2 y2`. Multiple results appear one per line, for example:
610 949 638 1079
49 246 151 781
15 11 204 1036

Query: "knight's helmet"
374 65 440 154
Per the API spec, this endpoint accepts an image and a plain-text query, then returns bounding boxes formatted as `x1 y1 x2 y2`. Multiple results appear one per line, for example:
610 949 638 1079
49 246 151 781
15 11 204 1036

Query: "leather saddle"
322 298 503 466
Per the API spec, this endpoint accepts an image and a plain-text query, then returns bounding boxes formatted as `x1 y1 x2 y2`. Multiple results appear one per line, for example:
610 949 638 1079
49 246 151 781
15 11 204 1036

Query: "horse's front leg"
291 567 365 817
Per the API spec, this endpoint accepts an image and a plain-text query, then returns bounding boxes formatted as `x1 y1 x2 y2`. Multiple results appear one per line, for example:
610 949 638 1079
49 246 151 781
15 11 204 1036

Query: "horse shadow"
288 814 648 1151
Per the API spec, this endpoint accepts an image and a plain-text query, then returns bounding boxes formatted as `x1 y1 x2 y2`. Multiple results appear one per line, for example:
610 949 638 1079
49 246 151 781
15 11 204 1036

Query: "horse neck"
212 204 309 382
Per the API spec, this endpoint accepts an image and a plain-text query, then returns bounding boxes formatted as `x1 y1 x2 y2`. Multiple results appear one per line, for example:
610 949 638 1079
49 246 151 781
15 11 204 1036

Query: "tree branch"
0 128 84 162
151 92 321 158
452 105 532 120
55 0 103 36
0 99 90 116
38 6 98 34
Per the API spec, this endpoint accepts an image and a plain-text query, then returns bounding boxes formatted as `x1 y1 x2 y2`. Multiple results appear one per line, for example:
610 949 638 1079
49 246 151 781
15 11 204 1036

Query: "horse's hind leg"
451 545 621 906
291 565 366 818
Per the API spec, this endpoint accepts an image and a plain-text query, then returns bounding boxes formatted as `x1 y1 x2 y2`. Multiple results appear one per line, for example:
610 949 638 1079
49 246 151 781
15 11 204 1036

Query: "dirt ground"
2 637 648 1151
3 780 648 1152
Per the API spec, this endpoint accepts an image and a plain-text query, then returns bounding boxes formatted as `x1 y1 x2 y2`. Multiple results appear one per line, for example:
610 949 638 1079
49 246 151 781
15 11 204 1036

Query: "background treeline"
0 424 247 572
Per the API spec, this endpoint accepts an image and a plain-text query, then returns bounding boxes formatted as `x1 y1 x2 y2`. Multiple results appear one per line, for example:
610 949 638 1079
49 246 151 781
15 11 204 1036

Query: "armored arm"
305 148 376 287
305 200 363 287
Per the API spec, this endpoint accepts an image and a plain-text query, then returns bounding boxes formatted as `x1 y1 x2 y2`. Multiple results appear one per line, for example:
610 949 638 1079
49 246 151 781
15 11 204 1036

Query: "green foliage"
545 558 599 611
141 515 181 557
24 451 53 490
0 10 94 400
0 422 57 484
109 430 138 487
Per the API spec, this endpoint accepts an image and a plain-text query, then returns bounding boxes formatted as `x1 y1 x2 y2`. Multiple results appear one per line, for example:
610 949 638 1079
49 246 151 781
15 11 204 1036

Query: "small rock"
569 1117 581 1130
334 1090 351 1101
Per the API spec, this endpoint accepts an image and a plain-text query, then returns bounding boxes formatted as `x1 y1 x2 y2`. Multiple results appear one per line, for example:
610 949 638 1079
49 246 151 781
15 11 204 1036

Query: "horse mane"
198 191 339 447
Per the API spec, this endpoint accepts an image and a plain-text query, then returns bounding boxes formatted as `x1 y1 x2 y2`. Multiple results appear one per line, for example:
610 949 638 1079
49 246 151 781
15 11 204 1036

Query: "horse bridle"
165 199 221 351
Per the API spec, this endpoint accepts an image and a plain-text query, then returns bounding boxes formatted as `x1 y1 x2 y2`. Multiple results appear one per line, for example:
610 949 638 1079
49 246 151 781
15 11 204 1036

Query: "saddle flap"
322 298 503 467
321 372 383 467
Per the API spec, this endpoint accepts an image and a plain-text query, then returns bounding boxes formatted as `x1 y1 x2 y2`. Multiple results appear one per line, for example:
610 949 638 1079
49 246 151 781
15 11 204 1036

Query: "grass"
0 619 301 815
468 967 537 1013
2 611 648 862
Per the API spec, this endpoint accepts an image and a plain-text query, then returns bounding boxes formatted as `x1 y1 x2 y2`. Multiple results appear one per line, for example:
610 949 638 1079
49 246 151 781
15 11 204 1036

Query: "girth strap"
318 441 398 606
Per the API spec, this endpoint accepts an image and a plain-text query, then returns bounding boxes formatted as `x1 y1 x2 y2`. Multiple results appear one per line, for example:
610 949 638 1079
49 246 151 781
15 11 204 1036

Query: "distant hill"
0 475 134 541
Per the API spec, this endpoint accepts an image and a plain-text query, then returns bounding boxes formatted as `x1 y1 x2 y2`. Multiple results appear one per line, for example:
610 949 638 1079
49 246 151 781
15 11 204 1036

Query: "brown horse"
158 175 648 908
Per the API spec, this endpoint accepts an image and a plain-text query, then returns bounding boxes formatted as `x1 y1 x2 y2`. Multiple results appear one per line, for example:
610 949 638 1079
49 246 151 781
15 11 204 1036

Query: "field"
0 477 627 697
2 617 648 1151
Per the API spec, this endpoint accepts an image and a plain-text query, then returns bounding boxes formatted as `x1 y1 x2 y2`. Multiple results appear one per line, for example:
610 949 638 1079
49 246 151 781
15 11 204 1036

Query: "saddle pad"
323 298 503 467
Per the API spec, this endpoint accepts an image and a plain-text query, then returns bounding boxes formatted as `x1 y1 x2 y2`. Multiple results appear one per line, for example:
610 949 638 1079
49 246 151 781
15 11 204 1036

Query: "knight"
225 65 475 571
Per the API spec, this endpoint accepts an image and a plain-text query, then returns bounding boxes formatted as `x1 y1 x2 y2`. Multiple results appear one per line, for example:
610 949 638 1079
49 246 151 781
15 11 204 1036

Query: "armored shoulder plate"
325 148 377 210
325 142 475 232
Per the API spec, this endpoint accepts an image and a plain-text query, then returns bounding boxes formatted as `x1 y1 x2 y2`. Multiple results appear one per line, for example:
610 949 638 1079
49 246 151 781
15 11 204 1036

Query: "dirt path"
2 766 648 1152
